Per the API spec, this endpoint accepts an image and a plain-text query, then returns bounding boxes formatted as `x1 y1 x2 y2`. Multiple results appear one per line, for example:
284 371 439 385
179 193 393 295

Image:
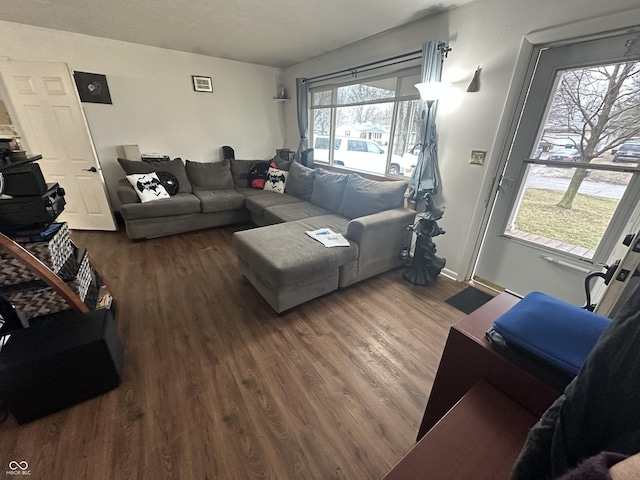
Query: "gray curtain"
407 41 445 203
295 78 309 160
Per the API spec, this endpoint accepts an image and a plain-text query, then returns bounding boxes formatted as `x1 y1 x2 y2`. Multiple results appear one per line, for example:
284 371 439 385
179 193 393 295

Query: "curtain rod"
308 55 423 85
303 49 422 84
302 42 451 85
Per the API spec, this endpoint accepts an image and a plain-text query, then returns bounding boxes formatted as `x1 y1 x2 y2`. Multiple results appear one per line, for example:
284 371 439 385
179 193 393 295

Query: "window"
507 60 640 261
310 70 421 177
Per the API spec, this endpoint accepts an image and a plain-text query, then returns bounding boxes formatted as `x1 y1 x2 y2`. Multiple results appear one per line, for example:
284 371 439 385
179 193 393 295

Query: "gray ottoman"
232 215 359 313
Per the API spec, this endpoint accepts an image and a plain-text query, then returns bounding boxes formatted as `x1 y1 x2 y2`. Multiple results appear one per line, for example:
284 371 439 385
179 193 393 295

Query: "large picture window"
310 70 422 178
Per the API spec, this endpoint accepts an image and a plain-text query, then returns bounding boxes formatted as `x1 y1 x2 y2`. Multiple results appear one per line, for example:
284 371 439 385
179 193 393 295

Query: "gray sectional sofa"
116 157 416 312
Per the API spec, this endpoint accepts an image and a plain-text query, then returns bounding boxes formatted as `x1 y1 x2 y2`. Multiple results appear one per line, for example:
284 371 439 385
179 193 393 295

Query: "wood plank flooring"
0 225 467 480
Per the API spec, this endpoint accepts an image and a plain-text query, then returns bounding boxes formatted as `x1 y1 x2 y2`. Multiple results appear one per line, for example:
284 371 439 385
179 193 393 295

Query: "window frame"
309 67 420 178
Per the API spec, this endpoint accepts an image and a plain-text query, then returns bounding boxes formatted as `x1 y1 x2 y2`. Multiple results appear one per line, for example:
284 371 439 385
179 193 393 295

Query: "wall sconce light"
467 67 481 92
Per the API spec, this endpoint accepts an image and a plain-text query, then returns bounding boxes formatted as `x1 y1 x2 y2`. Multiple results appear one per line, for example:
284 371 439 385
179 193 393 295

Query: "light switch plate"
469 150 486 165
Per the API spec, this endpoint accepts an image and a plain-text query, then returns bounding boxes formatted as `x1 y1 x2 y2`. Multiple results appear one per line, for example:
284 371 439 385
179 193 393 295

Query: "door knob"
83 167 97 172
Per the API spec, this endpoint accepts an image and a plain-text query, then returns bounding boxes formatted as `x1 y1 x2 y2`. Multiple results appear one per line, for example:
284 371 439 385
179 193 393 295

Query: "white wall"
0 20 285 209
282 0 640 281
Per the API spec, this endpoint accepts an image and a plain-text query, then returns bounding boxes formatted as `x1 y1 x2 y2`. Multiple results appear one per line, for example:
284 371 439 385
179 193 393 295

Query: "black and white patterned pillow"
263 167 288 194
126 172 170 202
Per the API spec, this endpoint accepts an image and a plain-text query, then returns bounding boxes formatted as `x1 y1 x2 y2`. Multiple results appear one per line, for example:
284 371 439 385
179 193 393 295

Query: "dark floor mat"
445 286 495 315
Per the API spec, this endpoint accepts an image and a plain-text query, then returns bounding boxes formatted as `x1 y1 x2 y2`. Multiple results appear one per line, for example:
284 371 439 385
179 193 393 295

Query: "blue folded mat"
492 292 612 376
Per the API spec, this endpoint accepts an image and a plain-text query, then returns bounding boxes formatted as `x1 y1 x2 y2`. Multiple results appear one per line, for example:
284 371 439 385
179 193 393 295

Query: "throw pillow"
337 175 407 219
156 171 179 196
263 167 288 194
185 159 234 190
310 168 350 212
285 162 315 200
126 173 170 202
118 157 192 194
271 155 292 171
248 161 275 189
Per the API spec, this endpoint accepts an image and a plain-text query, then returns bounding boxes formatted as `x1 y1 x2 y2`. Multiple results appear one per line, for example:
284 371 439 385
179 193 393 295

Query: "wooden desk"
384 381 537 480
417 291 562 440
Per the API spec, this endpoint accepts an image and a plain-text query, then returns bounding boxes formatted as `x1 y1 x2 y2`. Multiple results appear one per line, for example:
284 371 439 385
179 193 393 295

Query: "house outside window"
310 70 422 177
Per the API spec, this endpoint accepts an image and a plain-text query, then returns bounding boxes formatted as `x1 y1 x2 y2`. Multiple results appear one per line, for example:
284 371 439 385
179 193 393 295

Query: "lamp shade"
415 81 450 101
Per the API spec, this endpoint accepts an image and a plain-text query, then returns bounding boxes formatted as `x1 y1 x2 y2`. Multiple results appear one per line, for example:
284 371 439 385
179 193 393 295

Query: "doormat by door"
445 286 495 315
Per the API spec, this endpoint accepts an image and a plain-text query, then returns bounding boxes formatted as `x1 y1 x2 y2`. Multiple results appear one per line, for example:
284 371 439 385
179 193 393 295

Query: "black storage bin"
0 308 123 424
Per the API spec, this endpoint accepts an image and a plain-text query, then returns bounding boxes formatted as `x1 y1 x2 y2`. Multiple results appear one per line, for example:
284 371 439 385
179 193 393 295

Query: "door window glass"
507 60 640 260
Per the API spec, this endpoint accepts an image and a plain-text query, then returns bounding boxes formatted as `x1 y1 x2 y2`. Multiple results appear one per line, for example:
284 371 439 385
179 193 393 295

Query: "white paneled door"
0 61 116 231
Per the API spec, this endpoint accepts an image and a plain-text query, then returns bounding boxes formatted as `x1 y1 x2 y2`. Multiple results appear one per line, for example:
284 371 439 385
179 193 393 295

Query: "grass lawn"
514 188 619 251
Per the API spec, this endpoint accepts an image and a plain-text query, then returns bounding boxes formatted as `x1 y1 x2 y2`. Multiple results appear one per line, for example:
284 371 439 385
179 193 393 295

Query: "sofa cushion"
119 193 201 220
310 169 350 213
285 162 315 201
229 159 255 188
245 192 304 225
117 178 140 205
194 189 246 213
185 159 234 190
235 187 272 197
118 157 192 194
245 192 303 215
337 175 407 219
264 201 331 224
263 167 288 194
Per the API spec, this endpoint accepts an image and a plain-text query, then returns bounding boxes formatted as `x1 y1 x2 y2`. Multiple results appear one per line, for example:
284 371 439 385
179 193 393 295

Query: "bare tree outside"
392 100 420 156
544 61 640 208
313 108 331 135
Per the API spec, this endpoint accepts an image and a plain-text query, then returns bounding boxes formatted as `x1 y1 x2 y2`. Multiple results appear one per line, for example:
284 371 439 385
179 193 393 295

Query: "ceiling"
0 0 474 68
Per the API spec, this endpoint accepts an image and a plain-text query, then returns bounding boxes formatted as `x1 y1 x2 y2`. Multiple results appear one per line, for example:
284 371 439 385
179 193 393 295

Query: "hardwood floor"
0 225 467 480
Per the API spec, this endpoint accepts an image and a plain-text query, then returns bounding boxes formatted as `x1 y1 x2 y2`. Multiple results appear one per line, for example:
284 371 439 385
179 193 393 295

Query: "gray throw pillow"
284 162 315 200
229 159 256 188
310 169 350 212
337 174 407 219
270 155 292 172
117 157 192 194
185 159 234 190
273 159 292 171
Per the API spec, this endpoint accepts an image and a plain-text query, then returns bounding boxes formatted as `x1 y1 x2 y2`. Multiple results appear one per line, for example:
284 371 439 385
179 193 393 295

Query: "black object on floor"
445 286 495 315
0 308 123 424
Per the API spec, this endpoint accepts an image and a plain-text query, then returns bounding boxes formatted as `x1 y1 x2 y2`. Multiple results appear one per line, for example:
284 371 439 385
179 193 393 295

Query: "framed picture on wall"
73 71 113 104
192 76 213 93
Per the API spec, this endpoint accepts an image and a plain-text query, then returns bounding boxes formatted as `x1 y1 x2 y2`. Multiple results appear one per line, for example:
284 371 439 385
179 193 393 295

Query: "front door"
0 61 116 231
474 32 640 305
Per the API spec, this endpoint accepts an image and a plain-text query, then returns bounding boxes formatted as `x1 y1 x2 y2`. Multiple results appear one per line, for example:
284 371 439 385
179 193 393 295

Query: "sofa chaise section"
233 214 359 313
233 168 414 312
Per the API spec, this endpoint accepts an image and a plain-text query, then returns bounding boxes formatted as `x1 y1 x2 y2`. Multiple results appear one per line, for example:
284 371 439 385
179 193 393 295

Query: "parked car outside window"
313 136 415 176
613 142 640 163
549 147 580 162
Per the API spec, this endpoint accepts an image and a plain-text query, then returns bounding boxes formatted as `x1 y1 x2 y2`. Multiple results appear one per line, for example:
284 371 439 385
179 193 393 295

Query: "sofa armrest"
345 207 415 284
117 178 140 205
